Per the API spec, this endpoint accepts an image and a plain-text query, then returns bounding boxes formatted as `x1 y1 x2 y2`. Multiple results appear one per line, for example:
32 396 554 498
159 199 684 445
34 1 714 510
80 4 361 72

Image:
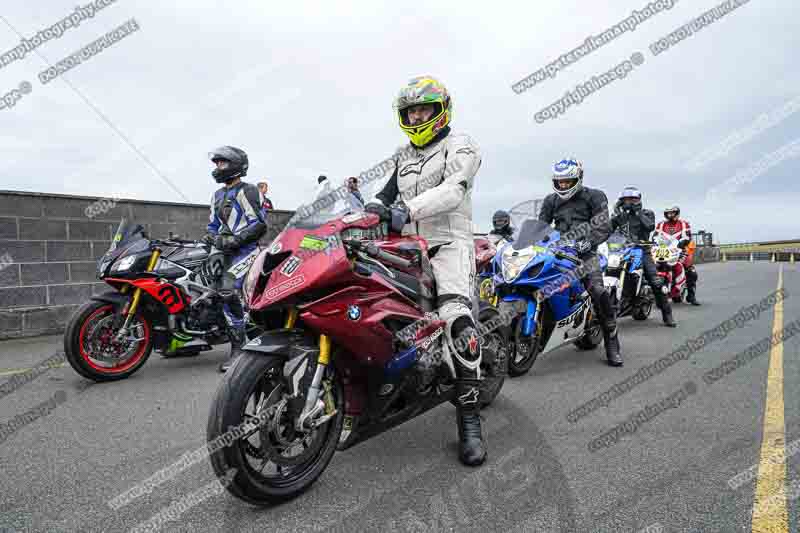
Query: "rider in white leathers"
366 75 486 466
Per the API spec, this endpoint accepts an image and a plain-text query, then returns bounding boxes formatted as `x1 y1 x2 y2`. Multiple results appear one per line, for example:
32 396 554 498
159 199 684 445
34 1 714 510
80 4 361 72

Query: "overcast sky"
0 0 797 242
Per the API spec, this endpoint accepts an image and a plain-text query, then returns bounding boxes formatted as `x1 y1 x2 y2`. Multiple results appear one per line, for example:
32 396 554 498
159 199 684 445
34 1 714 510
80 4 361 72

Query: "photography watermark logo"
128 468 237 533
0 251 13 271
686 93 800 172
649 0 753 57
534 53 644 124
512 0 679 94
0 390 68 445
0 0 120 71
85 196 122 219
568 288 786 423
705 137 800 207
588 381 697 452
0 81 32 111
39 18 141 85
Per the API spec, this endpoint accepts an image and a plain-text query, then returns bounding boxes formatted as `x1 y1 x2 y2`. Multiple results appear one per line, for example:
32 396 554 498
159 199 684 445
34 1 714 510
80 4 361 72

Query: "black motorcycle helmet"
492 210 511 233
209 146 249 183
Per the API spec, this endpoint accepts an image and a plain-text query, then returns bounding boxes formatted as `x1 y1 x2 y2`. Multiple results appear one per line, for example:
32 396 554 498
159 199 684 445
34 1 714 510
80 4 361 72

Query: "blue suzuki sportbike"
602 232 654 321
485 218 604 377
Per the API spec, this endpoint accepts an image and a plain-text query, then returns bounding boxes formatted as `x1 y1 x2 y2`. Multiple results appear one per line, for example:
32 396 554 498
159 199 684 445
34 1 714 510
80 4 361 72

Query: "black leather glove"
678 239 690 249
574 239 592 254
626 203 642 213
214 234 241 252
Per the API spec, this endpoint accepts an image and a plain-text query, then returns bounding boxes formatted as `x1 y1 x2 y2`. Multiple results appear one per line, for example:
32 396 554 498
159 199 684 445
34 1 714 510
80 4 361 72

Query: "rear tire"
64 300 153 382
207 353 344 506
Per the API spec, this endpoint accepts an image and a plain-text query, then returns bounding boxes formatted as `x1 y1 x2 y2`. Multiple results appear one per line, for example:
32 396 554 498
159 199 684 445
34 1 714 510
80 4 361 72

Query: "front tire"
207 353 344 505
632 299 653 321
478 307 508 407
574 309 603 350
64 300 153 382
508 316 541 377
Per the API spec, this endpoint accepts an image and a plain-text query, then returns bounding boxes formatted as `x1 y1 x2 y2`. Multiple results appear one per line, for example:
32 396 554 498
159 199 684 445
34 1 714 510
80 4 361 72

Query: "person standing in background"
257 181 274 211
346 176 365 210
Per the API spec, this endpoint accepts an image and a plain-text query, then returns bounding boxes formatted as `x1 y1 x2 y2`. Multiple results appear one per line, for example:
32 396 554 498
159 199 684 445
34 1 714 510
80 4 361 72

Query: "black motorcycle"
63 219 268 382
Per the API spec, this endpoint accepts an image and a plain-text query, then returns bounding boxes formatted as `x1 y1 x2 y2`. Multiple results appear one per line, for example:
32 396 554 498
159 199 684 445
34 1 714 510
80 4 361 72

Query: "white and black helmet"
551 158 584 200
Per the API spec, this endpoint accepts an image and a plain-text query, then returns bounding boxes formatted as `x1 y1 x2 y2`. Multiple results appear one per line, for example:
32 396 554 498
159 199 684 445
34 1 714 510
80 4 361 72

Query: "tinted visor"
553 178 578 191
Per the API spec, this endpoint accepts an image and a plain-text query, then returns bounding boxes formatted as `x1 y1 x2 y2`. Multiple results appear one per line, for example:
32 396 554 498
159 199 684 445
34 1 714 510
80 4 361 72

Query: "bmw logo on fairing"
347 305 361 321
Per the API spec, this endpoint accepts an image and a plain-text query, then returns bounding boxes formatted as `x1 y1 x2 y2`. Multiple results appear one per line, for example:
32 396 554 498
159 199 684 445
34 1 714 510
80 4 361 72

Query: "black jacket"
538 187 611 251
610 204 656 242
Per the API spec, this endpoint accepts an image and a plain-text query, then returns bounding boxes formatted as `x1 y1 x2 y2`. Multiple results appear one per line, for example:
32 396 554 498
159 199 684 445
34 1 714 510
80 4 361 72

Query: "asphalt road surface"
0 262 797 533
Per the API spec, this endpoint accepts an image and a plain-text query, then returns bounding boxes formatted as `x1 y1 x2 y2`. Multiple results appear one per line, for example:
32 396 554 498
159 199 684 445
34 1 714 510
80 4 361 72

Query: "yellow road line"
0 362 65 377
752 265 788 532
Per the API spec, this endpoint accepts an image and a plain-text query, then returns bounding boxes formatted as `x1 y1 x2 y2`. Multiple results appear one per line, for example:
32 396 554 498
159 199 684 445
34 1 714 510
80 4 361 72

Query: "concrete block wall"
0 191 293 340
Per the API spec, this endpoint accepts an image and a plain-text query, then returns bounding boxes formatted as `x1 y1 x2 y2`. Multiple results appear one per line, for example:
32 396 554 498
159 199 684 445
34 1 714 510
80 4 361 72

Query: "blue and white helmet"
619 186 642 204
551 158 584 200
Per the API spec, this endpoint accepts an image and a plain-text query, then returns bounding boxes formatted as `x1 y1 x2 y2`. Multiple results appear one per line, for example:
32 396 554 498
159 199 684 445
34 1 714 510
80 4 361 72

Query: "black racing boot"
219 326 245 373
602 324 623 367
686 286 701 306
654 289 677 327
455 379 487 466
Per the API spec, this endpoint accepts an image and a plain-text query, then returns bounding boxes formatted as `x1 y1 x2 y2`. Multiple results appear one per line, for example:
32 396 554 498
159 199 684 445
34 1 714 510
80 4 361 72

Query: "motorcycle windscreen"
110 219 146 252
287 188 365 230
98 219 147 272
511 219 558 251
607 232 627 251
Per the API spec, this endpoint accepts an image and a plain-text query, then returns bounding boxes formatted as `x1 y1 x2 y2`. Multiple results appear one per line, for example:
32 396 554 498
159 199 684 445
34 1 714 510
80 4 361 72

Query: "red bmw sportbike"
207 208 509 505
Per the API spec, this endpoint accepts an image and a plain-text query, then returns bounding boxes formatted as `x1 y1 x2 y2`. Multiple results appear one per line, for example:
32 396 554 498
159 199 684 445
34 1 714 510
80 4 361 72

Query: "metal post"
750 253 754 263
722 252 727 262
791 253 796 264
771 253 776 263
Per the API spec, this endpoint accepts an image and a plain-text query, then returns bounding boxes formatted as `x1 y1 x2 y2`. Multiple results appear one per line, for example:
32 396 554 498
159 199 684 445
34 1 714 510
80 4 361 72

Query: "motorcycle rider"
488 209 514 246
657 206 701 305
202 146 267 372
610 187 677 327
365 75 487 466
538 158 624 367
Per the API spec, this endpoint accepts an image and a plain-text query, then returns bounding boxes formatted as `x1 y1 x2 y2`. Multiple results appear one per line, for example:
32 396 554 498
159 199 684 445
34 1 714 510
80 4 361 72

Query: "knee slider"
439 300 482 371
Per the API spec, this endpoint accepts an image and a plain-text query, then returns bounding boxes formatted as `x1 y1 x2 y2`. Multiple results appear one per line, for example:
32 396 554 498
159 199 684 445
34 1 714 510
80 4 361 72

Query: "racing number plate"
655 245 670 260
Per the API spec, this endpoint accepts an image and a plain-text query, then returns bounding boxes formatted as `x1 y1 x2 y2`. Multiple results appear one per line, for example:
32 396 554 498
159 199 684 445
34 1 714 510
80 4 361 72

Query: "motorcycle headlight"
112 255 136 272
501 247 535 282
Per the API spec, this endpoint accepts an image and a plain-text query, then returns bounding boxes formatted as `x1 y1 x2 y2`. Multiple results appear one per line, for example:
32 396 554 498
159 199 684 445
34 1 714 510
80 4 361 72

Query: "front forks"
284 307 336 431
115 249 161 342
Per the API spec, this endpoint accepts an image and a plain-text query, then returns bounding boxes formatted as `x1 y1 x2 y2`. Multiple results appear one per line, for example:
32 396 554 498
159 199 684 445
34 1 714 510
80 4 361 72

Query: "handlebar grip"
362 242 412 269
375 249 412 269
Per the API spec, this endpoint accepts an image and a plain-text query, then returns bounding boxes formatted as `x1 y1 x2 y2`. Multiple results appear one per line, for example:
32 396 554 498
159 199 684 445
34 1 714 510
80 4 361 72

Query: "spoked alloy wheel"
207 353 344 505
64 301 153 382
508 316 541 377
478 308 508 406
574 307 603 350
